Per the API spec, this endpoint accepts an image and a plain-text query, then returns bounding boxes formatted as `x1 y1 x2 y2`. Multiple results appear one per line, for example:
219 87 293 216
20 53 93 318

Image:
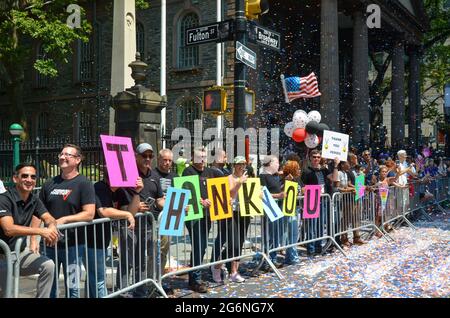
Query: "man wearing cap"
115 142 165 298
182 147 222 293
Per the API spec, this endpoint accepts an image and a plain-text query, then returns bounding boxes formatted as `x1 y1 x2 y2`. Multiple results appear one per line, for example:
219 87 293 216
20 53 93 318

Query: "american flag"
281 72 321 103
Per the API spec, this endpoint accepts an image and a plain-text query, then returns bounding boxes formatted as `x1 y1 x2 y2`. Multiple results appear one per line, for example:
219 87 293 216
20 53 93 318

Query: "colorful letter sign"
321 130 349 162
173 175 203 221
207 177 232 221
159 187 190 236
100 135 138 187
238 178 264 217
283 181 298 216
303 185 321 219
261 186 284 222
355 174 365 201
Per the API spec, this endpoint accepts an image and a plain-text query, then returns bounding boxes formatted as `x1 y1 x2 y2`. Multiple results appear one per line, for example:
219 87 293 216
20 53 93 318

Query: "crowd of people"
0 142 449 298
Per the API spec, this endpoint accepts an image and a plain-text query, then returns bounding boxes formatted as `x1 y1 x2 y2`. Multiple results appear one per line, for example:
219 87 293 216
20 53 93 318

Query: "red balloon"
318 136 322 144
292 128 306 142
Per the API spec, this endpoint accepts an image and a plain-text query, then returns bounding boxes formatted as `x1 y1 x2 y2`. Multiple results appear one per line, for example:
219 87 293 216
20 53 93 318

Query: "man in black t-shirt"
83 168 143 298
0 163 59 298
115 142 165 298
39 144 96 298
301 150 339 255
182 147 222 293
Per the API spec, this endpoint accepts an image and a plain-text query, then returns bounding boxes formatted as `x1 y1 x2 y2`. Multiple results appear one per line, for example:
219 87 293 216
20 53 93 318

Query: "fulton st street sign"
186 23 219 45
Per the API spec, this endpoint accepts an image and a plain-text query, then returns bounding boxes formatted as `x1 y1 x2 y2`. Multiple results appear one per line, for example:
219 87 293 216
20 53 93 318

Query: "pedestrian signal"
203 87 227 113
245 0 269 20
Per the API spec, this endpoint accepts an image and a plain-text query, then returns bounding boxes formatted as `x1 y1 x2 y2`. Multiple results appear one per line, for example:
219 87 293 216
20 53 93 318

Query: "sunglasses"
311 156 321 159
20 174 37 180
140 154 154 159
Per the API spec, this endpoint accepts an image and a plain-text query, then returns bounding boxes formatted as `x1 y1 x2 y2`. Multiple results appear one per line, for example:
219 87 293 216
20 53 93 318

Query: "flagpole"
280 74 290 103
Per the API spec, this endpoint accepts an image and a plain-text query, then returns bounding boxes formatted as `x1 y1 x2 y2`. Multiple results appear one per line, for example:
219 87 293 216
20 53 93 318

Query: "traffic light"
203 86 227 113
245 0 269 20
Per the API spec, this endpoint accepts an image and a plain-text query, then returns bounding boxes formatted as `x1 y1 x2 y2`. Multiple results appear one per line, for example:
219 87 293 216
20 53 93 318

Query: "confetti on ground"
168 211 450 298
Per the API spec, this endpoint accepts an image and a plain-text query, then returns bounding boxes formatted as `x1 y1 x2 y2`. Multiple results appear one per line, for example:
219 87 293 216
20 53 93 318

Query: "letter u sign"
303 185 321 219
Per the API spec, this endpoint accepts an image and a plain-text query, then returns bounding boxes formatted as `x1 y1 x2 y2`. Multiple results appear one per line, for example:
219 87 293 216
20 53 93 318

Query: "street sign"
248 22 280 51
236 41 257 70
186 23 219 46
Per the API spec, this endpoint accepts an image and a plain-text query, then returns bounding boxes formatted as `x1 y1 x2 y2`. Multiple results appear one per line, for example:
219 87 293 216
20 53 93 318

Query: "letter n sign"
100 135 139 187
303 185 321 219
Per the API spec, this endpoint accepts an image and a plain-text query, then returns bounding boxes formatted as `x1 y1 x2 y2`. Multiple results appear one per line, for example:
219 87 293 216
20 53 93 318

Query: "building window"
177 13 199 68
37 112 49 139
177 98 201 133
136 22 145 60
0 118 8 141
76 36 94 82
77 111 95 142
35 43 49 88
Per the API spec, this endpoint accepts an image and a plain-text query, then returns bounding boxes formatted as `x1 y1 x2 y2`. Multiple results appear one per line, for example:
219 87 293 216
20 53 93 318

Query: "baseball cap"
233 156 246 164
136 143 153 154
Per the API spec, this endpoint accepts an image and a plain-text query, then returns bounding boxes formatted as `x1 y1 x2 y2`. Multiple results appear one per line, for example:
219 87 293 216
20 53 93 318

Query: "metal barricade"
0 239 13 298
159 209 270 291
332 190 391 243
381 185 416 232
32 212 158 298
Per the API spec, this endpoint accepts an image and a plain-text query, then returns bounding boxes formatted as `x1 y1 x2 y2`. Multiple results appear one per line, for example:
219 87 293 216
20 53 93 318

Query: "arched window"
35 43 49 88
136 22 145 60
177 13 199 68
177 98 201 133
37 112 49 139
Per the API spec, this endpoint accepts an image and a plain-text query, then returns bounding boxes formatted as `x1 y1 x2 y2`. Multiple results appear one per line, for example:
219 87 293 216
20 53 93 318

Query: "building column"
408 47 420 148
320 0 340 131
352 9 370 147
391 39 405 148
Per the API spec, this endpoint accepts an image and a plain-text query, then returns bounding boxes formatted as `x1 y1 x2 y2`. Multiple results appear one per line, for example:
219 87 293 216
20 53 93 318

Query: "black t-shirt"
116 169 164 218
301 166 333 194
153 168 177 195
259 173 282 194
40 174 95 246
0 187 47 253
87 181 128 249
182 165 223 199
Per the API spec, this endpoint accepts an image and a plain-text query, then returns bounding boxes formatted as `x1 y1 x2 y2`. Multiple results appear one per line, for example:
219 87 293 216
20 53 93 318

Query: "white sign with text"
321 130 349 162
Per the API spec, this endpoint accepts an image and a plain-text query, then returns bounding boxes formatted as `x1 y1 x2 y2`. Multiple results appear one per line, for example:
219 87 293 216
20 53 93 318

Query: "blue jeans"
85 247 106 298
268 218 283 262
42 244 84 298
186 217 212 284
284 214 299 264
305 215 324 254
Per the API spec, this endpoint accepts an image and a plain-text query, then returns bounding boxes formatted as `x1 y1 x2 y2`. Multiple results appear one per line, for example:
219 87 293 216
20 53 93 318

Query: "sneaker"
188 281 208 293
230 273 245 283
211 266 223 283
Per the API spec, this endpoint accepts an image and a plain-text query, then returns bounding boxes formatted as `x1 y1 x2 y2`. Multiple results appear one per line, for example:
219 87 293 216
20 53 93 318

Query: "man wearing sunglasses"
0 163 59 298
39 144 96 298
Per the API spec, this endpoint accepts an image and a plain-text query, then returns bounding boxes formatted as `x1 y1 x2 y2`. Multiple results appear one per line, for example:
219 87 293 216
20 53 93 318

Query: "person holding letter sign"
182 147 222 293
301 150 339 255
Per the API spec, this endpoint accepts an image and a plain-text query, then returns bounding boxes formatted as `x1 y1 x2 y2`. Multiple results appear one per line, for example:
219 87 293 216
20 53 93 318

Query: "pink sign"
100 135 139 187
303 185 322 219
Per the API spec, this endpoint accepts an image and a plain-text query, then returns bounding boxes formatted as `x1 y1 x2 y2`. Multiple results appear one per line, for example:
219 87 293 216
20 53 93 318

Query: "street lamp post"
358 120 365 152
9 123 24 170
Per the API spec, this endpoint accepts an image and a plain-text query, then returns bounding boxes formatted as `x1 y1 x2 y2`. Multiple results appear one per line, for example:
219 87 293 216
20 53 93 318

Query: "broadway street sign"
236 41 256 70
248 23 281 51
186 23 219 45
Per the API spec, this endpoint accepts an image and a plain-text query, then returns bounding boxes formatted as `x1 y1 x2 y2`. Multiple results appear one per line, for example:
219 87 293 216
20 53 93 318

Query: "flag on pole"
280 72 321 103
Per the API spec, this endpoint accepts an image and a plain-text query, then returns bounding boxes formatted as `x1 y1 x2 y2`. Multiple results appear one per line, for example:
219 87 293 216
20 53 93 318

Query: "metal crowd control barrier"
159 210 270 293
0 239 13 298
332 191 392 243
33 212 160 298
433 177 448 213
381 185 416 232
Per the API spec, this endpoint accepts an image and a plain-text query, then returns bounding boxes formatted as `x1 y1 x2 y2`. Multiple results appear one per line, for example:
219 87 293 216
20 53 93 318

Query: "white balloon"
305 133 319 148
284 122 294 137
307 110 321 123
293 110 309 129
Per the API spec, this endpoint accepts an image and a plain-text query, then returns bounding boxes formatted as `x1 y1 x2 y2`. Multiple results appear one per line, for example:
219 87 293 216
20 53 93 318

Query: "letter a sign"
100 135 139 187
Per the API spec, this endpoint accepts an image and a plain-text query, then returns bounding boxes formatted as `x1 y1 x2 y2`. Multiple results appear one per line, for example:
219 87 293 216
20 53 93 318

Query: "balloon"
292 128 306 142
318 136 322 144
307 110 321 123
316 123 330 137
305 121 320 134
305 133 320 149
284 122 295 137
292 110 309 129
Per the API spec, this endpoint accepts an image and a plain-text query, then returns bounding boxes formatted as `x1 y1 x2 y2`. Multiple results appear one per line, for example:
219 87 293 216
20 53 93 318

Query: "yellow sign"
238 178 264 217
283 180 298 216
207 177 232 221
